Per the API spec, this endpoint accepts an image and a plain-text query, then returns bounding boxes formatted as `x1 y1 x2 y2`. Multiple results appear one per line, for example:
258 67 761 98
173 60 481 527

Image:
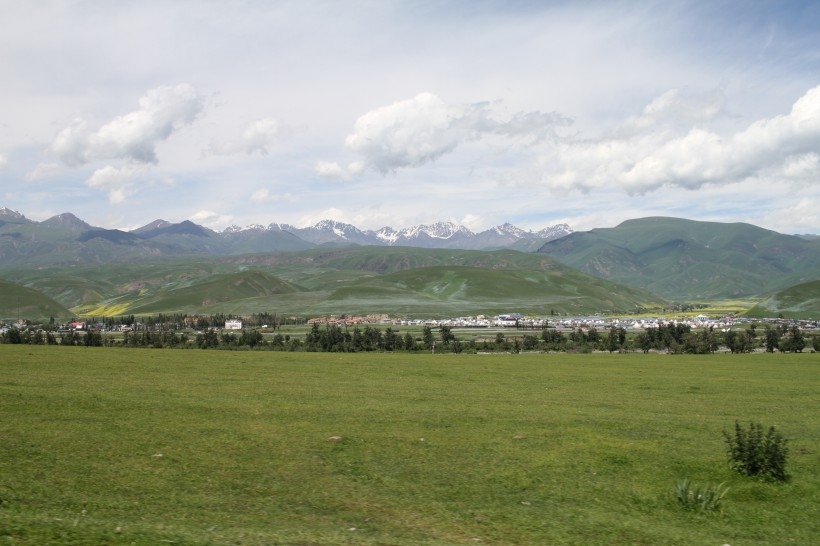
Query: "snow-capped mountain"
0 206 574 264
278 220 381 246
223 219 573 249
0 207 29 223
41 213 93 230
375 222 474 246
132 219 173 234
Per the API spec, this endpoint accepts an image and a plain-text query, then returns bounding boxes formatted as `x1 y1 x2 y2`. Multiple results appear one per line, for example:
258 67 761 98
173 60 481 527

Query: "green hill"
745 280 820 319
0 278 73 321
537 217 820 300
325 264 662 316
76 270 304 316
4 248 667 318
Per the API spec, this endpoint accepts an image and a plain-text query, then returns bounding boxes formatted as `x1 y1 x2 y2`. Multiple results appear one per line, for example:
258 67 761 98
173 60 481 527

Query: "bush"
724 421 789 481
674 478 728 512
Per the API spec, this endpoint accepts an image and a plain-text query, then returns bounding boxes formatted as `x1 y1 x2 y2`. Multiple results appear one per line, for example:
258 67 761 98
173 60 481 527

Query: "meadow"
1 346 817 545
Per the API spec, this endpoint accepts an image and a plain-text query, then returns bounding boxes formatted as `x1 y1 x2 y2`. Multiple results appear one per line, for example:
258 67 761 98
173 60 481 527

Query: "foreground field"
1 347 818 545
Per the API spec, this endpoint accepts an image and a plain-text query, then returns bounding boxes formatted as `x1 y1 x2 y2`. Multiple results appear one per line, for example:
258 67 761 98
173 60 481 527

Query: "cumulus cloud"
539 85 820 195
87 165 142 204
240 118 280 154
209 117 283 155
25 162 62 181
52 83 203 165
333 92 569 175
250 188 295 203
622 88 726 133
314 160 349 180
190 210 233 230
762 197 819 234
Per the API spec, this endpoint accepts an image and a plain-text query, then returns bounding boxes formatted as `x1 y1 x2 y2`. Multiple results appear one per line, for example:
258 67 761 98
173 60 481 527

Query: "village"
1 311 817 336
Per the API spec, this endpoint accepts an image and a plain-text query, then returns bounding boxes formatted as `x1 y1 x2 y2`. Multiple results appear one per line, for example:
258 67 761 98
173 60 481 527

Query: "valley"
0 208 818 320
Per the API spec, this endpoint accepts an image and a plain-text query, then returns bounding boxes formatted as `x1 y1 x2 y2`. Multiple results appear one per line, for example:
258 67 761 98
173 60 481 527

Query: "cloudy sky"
1 1 819 234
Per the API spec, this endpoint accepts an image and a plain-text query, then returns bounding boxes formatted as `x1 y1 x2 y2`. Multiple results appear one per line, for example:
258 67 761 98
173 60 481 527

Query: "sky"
1 0 819 234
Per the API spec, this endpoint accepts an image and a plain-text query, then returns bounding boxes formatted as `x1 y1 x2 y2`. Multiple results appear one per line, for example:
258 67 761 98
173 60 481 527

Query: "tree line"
1 321 815 353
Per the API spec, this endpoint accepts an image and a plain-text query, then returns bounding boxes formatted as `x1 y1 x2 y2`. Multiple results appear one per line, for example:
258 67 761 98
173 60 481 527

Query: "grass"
745 279 820 319
1 248 666 320
1 347 818 545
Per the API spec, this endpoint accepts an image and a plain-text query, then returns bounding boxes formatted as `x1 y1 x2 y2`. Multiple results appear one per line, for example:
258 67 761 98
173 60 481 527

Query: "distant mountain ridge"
258 219 572 249
537 216 820 300
2 206 819 318
0 206 573 266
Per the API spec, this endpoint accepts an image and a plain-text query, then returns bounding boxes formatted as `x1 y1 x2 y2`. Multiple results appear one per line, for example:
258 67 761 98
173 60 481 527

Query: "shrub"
724 421 789 481
674 478 728 512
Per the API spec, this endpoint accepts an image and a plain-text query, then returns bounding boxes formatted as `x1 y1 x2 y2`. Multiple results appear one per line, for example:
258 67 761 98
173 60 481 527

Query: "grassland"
1 249 666 320
1 347 818 545
745 280 820 319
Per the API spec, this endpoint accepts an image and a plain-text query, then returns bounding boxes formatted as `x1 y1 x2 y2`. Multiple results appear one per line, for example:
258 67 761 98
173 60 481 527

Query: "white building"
225 319 242 330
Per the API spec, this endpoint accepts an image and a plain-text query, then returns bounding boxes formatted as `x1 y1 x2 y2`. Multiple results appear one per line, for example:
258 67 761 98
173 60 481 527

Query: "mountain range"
0 207 571 266
537 217 820 300
1 207 818 319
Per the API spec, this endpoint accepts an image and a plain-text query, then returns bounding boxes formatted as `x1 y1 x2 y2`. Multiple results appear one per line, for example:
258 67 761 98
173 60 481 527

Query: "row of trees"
1 323 816 353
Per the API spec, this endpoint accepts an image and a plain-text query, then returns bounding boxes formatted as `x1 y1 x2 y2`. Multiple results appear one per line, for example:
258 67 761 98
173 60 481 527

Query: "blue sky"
1 1 818 234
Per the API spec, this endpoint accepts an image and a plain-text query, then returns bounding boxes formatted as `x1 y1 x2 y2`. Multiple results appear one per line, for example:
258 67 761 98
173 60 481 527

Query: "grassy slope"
745 279 820 318
0 278 72 320
0 347 818 545
538 217 820 300
3 248 667 318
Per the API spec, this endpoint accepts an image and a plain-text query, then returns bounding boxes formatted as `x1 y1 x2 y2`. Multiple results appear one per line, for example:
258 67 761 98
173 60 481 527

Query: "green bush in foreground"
674 478 729 512
724 421 789 481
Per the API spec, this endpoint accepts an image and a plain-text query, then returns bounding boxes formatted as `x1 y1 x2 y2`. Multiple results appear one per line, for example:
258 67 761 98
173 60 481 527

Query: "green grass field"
1 347 818 545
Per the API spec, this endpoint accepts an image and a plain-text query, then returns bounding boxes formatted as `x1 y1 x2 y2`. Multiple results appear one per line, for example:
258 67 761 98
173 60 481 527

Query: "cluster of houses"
306 313 816 331
3 312 815 337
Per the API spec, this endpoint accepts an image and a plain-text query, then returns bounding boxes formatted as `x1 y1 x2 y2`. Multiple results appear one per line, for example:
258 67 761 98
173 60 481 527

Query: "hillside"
537 217 820 300
744 280 820 319
0 278 73 321
3 248 666 319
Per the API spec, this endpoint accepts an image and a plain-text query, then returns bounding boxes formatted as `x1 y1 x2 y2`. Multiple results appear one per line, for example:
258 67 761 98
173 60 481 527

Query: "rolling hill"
745 280 820 319
537 217 820 300
2 248 666 319
0 279 73 321
3 210 818 321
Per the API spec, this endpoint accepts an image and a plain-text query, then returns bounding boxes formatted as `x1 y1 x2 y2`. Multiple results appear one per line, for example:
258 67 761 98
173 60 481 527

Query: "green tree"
764 326 780 352
383 328 401 351
403 332 416 351
779 326 805 353
605 326 626 353
635 331 652 354
439 325 455 345
522 334 539 351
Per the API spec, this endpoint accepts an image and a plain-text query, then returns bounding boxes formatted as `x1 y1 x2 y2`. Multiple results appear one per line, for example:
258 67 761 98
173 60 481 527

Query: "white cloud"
622 88 726 133
780 153 819 179
339 92 569 174
0 153 7 169
762 198 819 234
459 213 484 230
250 188 294 203
314 161 348 180
209 117 283 156
25 163 62 181
539 85 820 195
52 83 203 166
189 210 233 230
87 165 142 204
240 118 280 154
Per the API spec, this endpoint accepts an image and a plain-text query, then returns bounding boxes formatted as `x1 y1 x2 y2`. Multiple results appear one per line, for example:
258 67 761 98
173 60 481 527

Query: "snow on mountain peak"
0 207 26 220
